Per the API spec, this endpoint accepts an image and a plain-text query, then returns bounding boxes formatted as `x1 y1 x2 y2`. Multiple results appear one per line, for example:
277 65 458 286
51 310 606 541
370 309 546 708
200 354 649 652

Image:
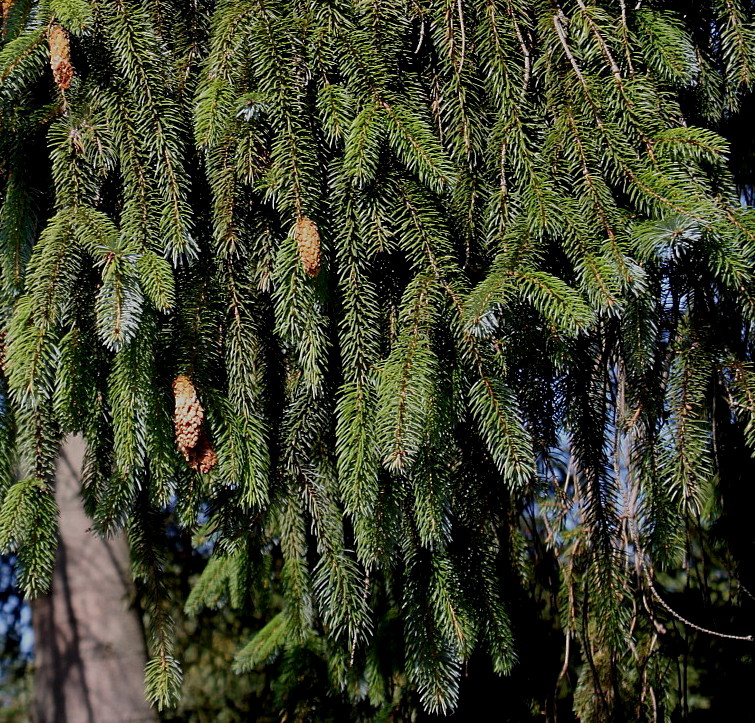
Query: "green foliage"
50 0 93 35
2 0 755 719
233 612 287 673
0 479 57 597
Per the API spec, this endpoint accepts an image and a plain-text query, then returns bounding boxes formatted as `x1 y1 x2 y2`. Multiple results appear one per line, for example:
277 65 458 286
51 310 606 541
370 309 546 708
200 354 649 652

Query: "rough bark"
32 435 155 723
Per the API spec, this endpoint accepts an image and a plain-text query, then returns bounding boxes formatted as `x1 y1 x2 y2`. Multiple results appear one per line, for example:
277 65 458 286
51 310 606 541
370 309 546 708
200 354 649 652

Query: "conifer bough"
2 0 755 718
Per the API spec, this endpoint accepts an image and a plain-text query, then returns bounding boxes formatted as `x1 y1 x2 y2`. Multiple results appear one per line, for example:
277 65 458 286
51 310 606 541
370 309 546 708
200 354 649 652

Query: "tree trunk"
32 435 155 723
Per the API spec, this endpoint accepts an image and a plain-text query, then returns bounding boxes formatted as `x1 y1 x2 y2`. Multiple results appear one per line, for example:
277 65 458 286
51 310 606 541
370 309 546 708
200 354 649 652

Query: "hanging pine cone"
173 375 204 449
172 375 216 472
172 375 218 474
48 24 74 90
295 216 321 277
184 430 218 474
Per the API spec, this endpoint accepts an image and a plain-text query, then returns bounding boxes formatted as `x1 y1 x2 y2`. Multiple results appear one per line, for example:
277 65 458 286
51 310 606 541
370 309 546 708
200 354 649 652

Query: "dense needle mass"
1 0 755 718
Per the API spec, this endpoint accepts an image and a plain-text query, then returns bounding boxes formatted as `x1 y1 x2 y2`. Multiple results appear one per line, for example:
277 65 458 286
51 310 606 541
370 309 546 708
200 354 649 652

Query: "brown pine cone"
49 24 74 90
173 375 217 474
173 375 204 450
184 430 218 474
295 216 321 277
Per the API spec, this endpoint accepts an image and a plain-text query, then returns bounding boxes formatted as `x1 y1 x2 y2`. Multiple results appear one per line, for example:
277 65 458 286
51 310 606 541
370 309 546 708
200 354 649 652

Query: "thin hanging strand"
645 572 754 642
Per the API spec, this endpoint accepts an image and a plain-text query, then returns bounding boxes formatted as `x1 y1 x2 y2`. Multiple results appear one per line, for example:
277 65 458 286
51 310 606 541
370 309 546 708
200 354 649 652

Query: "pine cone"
184 430 218 474
49 24 74 90
173 375 204 450
295 216 321 277
172 375 217 474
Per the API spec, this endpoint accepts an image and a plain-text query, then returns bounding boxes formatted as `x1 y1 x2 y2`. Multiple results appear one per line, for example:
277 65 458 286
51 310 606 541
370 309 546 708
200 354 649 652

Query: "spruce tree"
2 0 755 718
